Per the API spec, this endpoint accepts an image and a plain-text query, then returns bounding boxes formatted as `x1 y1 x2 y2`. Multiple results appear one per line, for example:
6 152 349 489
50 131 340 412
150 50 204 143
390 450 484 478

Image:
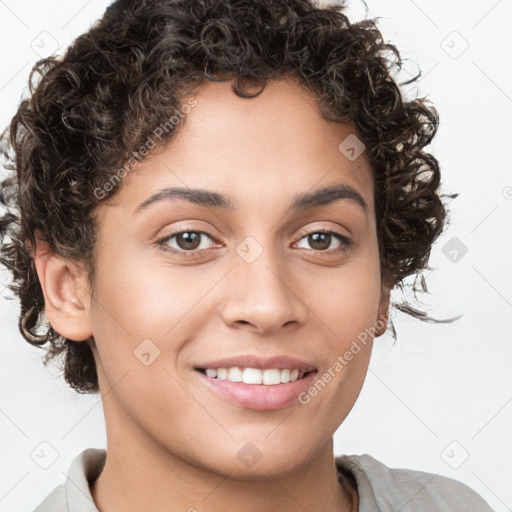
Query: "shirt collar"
66 448 105 512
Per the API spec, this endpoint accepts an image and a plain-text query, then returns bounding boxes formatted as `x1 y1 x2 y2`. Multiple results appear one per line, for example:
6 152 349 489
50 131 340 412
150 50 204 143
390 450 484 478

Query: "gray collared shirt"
34 448 494 511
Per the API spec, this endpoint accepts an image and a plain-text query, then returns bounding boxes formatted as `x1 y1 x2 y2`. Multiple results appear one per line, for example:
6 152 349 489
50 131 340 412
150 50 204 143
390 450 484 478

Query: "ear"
375 283 391 337
32 235 93 341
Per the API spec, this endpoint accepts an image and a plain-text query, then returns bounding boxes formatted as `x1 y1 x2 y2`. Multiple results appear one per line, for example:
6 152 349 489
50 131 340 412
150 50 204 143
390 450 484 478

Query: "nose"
219 243 307 335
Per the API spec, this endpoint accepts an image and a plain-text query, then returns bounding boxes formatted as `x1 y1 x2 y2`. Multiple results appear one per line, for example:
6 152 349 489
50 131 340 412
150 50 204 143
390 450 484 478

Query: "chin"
189 437 322 481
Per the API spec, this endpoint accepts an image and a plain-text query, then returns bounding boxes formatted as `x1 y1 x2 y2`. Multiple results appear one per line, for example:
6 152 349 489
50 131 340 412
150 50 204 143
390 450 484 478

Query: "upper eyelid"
295 226 350 241
159 229 220 243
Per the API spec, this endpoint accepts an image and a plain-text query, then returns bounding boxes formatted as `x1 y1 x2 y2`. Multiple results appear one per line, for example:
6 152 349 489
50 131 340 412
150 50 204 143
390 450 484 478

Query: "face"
83 77 389 478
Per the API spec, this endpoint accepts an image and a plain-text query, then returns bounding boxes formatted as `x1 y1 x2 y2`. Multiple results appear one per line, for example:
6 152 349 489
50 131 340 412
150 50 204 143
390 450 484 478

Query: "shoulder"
33 484 67 512
335 453 494 512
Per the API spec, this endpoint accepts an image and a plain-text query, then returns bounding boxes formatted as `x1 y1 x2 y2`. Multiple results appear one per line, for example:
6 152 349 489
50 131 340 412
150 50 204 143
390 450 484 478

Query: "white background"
1 0 511 510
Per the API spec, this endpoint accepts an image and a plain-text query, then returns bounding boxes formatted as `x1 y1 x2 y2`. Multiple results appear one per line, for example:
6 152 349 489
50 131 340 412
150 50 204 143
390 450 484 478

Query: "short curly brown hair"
0 0 457 394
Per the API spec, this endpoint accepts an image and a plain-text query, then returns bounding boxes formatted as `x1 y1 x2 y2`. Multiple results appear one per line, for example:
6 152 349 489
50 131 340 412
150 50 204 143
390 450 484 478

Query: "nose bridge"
219 234 305 333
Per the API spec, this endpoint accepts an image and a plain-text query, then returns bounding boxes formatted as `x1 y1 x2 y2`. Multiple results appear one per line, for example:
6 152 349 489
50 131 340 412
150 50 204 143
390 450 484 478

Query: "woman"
0 0 494 510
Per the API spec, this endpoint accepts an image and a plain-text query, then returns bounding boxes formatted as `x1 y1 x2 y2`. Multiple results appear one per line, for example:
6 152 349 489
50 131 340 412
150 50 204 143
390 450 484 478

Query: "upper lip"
195 355 317 372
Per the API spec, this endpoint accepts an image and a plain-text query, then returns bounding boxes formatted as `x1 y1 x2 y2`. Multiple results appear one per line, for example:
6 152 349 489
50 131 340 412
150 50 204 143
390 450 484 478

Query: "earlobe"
32 236 93 341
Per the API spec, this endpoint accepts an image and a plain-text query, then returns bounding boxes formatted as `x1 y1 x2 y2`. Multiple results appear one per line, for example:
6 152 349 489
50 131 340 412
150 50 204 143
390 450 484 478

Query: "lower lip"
196 370 317 410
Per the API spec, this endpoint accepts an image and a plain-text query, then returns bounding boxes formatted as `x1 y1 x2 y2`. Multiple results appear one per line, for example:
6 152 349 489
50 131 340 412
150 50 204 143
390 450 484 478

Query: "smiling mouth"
196 367 316 385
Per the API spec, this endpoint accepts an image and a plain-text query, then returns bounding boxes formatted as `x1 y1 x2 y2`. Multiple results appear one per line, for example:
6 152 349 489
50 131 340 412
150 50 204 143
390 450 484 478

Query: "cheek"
91 247 198 333
306 247 382 333
87 253 205 424
88 248 222 377
296 248 381 410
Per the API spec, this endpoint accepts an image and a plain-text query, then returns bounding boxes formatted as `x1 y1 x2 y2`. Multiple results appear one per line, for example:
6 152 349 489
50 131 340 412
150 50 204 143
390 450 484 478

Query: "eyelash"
156 228 351 257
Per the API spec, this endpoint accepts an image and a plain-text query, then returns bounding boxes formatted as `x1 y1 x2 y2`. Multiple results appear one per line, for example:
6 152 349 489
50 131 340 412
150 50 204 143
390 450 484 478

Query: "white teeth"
243 367 262 384
227 367 243 382
262 369 281 385
203 367 308 385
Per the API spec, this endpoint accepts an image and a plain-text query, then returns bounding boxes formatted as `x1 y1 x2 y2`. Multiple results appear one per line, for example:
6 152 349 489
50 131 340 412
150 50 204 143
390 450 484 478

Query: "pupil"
178 232 200 250
309 233 330 250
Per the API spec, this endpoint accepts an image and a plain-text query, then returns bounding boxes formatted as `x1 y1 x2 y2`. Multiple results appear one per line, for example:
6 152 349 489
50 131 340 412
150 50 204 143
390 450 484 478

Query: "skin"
34 77 390 512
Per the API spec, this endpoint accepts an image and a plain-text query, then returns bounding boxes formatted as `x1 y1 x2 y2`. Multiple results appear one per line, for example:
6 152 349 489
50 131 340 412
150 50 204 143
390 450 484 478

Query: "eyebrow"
134 183 368 214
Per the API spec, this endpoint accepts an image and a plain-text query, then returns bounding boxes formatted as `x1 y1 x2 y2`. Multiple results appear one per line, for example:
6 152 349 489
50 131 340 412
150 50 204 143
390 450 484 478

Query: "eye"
156 228 351 257
157 230 218 255
294 229 351 253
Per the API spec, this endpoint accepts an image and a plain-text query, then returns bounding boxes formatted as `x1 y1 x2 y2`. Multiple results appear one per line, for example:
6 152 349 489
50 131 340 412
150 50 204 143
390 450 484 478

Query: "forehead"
100 77 375 218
